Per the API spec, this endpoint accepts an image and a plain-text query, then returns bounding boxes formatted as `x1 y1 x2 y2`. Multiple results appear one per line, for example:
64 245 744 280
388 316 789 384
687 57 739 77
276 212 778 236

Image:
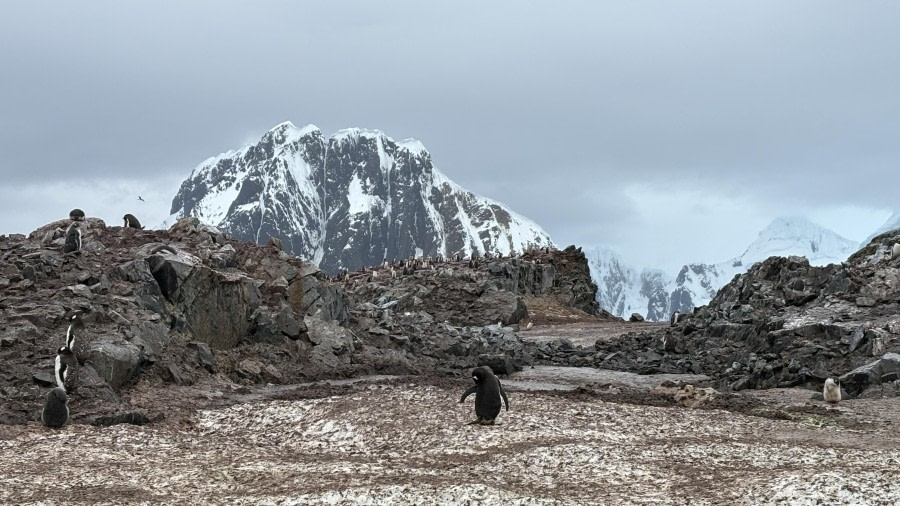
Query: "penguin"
892 243 900 260
41 387 69 428
63 222 82 253
823 378 841 404
123 213 144 229
459 366 510 425
68 209 85 221
525 321 533 331
55 346 78 394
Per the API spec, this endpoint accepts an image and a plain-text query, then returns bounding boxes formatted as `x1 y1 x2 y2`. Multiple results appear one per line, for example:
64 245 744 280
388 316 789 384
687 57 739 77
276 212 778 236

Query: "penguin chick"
41 387 69 428
63 222 82 253
55 346 78 394
823 378 841 404
459 366 510 425
123 213 144 229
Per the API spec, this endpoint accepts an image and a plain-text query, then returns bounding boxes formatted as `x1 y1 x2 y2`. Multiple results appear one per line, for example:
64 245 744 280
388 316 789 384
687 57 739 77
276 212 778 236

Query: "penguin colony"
330 246 556 287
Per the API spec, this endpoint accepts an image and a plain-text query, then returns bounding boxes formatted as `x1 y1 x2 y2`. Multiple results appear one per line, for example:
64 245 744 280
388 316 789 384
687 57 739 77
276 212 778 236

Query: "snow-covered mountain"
589 216 860 321
863 212 900 245
166 121 554 274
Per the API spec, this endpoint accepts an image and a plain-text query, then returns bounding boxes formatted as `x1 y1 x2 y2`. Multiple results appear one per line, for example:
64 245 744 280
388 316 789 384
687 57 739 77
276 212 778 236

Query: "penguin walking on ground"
123 213 144 229
55 346 78 394
459 366 510 425
823 378 841 404
63 222 82 253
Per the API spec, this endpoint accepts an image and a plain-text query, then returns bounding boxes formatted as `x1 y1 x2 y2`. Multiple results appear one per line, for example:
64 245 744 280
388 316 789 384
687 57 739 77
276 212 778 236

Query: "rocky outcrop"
582 231 900 397
1 217 607 426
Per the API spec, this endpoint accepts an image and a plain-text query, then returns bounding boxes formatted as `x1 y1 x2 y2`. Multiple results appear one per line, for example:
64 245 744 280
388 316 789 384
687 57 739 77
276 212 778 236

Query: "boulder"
305 317 355 371
151 255 260 350
839 353 900 395
86 339 146 390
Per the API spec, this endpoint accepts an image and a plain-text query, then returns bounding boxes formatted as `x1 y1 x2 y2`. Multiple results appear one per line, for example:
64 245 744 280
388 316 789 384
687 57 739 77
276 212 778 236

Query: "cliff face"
0 217 603 426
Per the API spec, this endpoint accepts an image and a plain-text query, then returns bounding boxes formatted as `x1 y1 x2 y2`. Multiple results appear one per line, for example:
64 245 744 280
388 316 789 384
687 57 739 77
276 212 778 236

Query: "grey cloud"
0 1 898 267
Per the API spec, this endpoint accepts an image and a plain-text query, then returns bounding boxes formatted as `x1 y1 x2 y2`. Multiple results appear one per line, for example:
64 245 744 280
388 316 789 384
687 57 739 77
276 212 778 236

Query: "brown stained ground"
520 318 666 347
2 372 899 505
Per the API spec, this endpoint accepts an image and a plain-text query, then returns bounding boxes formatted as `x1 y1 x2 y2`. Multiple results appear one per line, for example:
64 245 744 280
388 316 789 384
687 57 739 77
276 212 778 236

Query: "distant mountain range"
165 121 553 274
588 216 864 321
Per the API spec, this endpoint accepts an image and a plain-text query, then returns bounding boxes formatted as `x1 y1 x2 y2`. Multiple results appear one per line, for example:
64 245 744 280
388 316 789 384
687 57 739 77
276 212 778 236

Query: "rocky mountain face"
0 217 599 426
588 230 900 397
590 217 859 321
167 122 554 275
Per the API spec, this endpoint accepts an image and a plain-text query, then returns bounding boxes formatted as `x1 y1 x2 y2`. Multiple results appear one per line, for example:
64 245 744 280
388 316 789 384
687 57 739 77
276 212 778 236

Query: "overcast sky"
0 1 897 271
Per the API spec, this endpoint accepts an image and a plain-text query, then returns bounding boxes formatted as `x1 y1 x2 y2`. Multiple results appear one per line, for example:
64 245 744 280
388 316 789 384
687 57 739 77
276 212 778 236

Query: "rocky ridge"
585 230 900 398
0 218 601 425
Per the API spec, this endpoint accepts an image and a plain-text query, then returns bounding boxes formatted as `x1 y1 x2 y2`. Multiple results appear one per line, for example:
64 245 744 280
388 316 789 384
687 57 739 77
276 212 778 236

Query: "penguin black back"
42 387 69 428
68 208 85 221
123 213 144 229
459 366 510 424
63 222 82 253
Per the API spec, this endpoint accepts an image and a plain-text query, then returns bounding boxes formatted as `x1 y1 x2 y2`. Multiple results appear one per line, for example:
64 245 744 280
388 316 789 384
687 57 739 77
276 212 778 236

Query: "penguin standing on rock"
123 213 144 229
459 366 510 425
63 222 82 253
55 346 78 394
892 243 900 260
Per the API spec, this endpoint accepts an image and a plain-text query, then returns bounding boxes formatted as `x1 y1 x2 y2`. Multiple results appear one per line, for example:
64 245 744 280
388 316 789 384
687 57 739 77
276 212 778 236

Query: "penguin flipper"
499 383 510 411
459 385 477 403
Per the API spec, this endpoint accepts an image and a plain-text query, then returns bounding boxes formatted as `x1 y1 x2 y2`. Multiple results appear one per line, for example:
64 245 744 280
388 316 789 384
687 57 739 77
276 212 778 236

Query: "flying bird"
138 196 145 202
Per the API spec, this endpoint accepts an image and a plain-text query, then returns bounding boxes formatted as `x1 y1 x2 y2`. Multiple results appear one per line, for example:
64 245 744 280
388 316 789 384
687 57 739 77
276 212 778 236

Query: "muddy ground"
2 366 898 505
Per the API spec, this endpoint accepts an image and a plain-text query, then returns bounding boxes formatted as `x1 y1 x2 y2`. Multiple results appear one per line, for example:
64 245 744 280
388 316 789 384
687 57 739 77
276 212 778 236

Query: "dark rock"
839 353 900 395
87 339 145 390
32 371 56 387
187 341 215 372
117 259 168 315
305 318 355 371
476 353 515 376
90 410 150 427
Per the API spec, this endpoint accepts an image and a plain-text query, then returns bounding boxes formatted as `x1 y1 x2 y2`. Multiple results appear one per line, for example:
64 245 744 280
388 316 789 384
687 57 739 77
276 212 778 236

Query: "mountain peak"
331 127 389 143
397 138 428 156
168 122 553 274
